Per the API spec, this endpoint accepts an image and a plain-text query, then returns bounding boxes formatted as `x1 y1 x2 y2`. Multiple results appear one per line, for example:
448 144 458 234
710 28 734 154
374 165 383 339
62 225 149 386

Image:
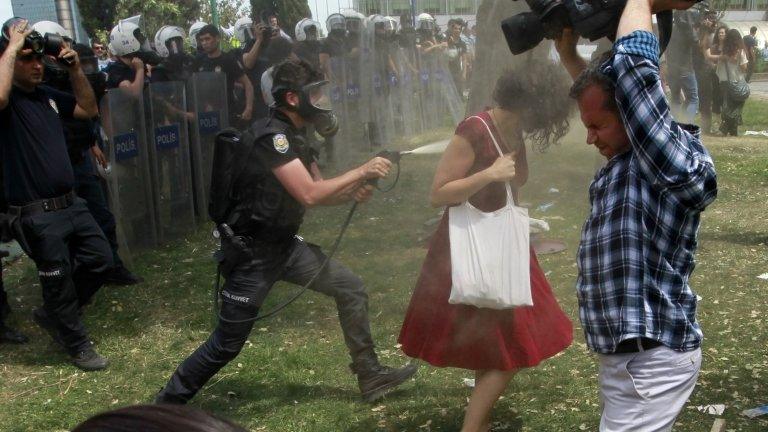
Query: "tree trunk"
466 0 554 115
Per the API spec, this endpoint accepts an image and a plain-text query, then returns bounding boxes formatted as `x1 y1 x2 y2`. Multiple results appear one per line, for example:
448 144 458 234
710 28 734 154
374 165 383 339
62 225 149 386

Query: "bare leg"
461 369 517 432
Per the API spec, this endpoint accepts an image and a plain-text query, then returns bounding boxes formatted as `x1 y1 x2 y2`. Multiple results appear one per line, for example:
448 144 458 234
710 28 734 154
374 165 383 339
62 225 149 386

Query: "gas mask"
275 81 339 138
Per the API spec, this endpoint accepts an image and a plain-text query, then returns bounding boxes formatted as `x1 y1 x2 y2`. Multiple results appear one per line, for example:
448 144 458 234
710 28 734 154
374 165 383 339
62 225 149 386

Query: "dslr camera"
501 0 703 55
1 17 73 65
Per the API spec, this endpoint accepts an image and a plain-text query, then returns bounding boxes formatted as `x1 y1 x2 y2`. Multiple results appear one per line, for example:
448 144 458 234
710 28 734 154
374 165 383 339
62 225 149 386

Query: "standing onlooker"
555 0 718 426
693 12 717 134
91 40 110 71
444 19 468 97
706 25 728 122
666 10 699 124
711 29 749 136
743 26 758 83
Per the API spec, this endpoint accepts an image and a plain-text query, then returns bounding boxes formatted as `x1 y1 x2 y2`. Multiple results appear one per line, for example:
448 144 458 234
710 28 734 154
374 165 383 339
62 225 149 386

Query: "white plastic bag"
448 116 532 309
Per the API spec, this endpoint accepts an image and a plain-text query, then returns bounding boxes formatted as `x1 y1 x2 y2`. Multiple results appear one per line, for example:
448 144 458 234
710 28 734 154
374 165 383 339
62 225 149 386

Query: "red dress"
398 112 573 371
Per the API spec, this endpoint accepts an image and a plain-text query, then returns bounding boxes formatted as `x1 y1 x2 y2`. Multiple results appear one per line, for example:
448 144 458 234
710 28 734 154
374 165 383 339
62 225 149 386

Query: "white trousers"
598 345 702 432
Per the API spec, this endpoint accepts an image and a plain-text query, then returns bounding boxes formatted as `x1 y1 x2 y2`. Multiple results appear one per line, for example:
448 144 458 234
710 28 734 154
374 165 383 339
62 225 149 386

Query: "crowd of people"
0 0 727 429
663 7 759 136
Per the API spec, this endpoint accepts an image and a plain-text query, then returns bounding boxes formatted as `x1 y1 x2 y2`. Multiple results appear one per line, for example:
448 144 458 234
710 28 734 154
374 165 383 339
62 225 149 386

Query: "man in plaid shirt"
556 0 717 430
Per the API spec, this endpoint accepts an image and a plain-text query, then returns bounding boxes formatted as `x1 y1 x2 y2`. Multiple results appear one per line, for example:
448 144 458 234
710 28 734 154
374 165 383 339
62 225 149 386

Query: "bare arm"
319 53 333 80
62 48 98 118
554 29 586 80
273 156 391 208
0 20 32 110
430 134 517 207
119 57 145 99
242 26 265 70
237 74 254 119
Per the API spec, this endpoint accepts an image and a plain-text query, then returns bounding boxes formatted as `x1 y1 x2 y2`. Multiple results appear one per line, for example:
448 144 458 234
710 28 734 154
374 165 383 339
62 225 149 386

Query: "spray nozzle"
375 150 402 163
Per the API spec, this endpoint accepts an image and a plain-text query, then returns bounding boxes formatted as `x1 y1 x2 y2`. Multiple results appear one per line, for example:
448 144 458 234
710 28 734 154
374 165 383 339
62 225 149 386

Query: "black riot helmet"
271 59 339 138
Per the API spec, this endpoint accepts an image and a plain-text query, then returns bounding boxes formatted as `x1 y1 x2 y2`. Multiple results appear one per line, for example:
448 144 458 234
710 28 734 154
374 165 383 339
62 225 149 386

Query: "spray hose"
214 150 402 324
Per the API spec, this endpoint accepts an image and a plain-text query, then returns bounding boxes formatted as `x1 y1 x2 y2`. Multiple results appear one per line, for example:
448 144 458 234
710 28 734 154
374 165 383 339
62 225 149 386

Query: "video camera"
501 0 704 55
0 17 73 66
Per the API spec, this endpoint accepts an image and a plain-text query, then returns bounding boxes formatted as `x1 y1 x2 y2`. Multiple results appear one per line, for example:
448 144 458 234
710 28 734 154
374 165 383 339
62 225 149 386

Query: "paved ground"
750 79 768 99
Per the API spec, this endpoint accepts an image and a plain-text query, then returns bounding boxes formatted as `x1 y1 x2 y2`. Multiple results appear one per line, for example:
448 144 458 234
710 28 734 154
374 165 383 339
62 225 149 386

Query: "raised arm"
607 0 716 209
554 29 587 80
0 20 33 110
61 47 98 119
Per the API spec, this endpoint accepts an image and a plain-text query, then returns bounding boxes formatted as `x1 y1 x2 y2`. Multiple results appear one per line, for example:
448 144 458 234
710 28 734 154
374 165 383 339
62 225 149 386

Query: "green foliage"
76 0 118 39
200 0 251 28
250 0 310 37
113 0 200 38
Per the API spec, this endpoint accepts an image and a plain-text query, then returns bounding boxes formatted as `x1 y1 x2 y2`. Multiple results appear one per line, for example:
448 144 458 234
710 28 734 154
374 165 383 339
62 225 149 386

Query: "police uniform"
157 109 405 403
0 85 113 356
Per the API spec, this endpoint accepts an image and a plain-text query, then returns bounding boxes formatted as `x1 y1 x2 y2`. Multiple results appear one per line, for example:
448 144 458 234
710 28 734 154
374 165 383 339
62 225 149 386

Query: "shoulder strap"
466 115 513 204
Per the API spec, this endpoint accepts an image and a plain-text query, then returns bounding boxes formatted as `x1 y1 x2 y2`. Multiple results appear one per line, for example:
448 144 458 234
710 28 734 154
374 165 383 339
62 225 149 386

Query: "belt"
8 190 77 217
611 338 663 354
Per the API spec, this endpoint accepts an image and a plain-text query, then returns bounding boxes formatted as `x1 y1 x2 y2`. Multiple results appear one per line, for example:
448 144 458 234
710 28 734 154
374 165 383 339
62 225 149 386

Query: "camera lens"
501 12 546 55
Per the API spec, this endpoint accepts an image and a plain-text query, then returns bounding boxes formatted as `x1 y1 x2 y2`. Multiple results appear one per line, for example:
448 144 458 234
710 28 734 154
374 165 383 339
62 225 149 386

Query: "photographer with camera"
154 59 417 405
554 0 717 429
0 18 114 371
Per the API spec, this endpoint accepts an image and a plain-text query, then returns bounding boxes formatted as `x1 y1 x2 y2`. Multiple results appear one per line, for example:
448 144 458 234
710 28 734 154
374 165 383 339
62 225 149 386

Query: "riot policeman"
155 59 417 404
152 25 194 83
294 18 323 70
105 18 159 95
0 17 114 370
188 21 207 55
36 22 142 287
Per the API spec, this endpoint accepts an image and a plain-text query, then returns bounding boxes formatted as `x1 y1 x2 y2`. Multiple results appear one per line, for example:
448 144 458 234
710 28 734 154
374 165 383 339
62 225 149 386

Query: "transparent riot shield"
188 72 229 219
434 54 466 125
344 37 367 150
393 48 423 136
99 87 157 251
145 81 196 242
328 56 348 161
417 51 441 130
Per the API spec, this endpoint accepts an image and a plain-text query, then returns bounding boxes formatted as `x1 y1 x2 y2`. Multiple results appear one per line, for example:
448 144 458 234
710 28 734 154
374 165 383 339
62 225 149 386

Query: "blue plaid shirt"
576 31 718 354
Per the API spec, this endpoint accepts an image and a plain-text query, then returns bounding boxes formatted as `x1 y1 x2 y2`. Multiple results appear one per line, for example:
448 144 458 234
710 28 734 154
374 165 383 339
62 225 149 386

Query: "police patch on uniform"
49 99 59 114
273 134 289 153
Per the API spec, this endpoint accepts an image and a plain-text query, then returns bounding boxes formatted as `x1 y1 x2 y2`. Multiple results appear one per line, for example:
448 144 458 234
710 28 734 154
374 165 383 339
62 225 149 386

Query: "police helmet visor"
305 81 332 112
419 20 435 31
328 17 345 31
346 19 361 33
167 36 184 55
305 25 318 40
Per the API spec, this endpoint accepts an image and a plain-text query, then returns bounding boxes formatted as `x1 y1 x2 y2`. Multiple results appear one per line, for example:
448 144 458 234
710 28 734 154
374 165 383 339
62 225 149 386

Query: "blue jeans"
668 70 699 124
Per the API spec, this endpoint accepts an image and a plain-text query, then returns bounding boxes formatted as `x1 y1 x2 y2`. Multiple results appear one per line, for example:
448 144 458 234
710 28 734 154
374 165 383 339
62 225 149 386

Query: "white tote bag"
448 116 532 309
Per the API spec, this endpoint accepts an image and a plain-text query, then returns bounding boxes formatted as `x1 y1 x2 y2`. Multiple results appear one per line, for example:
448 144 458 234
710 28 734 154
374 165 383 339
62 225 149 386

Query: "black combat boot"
351 354 418 403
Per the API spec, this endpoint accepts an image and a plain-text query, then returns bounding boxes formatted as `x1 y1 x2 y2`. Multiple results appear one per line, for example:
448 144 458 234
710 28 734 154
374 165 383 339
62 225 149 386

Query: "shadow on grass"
700 230 768 247
345 407 524 432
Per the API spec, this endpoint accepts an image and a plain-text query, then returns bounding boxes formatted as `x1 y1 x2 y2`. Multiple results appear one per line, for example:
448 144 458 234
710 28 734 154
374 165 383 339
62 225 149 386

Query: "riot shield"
99 87 157 251
145 81 196 242
362 35 398 150
434 54 466 125
417 51 441 130
188 72 229 219
393 47 423 136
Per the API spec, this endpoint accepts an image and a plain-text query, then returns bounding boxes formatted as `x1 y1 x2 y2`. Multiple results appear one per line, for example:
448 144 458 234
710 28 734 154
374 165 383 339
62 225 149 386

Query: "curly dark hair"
723 28 744 57
72 404 248 432
492 57 574 151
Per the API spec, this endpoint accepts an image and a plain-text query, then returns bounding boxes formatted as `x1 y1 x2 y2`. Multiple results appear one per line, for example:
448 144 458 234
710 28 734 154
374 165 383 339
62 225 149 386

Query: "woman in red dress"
399 66 574 431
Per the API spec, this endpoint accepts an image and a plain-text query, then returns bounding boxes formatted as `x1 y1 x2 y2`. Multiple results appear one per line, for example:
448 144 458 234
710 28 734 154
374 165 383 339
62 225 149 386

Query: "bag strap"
467 115 513 203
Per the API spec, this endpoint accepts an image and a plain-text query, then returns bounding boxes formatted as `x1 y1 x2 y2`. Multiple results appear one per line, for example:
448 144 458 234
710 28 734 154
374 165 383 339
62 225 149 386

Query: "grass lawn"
1 102 767 431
